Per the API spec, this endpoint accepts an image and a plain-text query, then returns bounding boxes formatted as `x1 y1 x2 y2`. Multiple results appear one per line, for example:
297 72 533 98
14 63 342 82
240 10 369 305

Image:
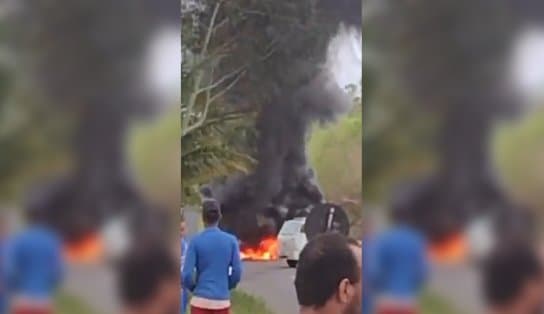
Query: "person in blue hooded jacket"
4 209 64 314
182 200 242 314
371 210 428 314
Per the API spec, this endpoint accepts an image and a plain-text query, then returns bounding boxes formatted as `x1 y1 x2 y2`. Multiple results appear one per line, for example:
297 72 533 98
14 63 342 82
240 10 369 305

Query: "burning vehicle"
277 203 350 267
234 201 351 263
204 168 352 262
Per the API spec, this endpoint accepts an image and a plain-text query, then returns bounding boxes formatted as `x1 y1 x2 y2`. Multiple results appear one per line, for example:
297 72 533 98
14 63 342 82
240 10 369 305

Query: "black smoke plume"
207 2 362 244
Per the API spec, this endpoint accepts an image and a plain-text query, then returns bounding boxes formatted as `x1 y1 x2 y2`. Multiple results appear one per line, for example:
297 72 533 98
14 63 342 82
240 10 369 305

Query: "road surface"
240 260 484 314
65 262 120 314
429 263 483 314
240 260 299 314
65 259 299 314
66 257 483 314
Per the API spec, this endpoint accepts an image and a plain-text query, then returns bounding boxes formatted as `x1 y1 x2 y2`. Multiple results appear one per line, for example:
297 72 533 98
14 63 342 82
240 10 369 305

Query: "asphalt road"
65 260 298 314
429 263 483 314
240 260 485 314
240 260 299 314
65 262 120 314
66 258 484 314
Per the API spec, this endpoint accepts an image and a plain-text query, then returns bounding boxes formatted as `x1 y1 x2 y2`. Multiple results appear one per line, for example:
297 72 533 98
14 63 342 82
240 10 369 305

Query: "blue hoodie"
371 225 428 300
4 225 64 300
182 226 242 301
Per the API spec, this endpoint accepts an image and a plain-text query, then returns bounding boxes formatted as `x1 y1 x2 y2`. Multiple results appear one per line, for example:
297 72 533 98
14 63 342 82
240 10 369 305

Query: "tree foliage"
181 0 354 205
182 1 256 205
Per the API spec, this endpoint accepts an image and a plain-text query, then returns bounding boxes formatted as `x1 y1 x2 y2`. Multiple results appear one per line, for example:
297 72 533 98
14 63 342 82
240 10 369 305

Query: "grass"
56 288 448 314
231 290 275 314
56 289 272 314
421 291 462 314
181 290 274 314
56 292 98 314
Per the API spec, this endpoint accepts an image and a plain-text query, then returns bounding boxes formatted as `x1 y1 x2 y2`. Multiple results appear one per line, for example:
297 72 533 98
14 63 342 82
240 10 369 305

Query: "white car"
278 217 308 268
466 216 495 263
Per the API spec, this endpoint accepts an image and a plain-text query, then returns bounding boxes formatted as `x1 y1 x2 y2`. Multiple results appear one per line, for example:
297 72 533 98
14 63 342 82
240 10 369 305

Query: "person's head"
483 245 544 314
118 246 179 314
295 232 362 314
202 199 221 227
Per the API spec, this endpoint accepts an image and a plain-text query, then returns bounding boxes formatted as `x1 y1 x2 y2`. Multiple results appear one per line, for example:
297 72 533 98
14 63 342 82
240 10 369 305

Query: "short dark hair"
118 246 178 306
295 232 361 308
202 200 221 225
483 245 543 307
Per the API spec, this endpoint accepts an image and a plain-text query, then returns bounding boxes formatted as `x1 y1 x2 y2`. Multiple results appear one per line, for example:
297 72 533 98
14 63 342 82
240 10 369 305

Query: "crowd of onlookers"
7 197 544 314
0 199 362 314
179 199 362 314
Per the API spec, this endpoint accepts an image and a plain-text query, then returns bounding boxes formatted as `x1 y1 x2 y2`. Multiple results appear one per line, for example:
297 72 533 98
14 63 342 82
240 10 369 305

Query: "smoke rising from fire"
210 22 362 243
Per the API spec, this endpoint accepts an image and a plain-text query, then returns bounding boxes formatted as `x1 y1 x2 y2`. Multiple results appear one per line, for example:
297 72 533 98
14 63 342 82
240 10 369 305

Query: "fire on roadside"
428 232 468 264
240 236 279 261
64 233 104 264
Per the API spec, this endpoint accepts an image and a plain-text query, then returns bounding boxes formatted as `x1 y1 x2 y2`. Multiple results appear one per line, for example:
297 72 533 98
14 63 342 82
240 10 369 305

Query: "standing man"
295 232 362 314
4 208 64 314
371 209 428 314
182 200 242 314
180 215 189 314
483 245 544 314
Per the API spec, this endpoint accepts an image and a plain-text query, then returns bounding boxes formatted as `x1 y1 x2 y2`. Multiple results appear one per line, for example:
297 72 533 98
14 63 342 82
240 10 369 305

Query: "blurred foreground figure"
483 245 544 314
370 211 428 314
4 210 63 314
182 200 242 314
119 246 179 314
295 233 362 314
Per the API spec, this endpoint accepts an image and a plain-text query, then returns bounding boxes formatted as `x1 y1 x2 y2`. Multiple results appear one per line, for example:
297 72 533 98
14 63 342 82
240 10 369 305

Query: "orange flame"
428 233 468 264
64 233 104 264
240 236 279 261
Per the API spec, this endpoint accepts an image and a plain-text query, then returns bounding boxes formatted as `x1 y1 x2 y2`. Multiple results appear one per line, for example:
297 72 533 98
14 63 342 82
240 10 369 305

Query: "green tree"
181 1 257 205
